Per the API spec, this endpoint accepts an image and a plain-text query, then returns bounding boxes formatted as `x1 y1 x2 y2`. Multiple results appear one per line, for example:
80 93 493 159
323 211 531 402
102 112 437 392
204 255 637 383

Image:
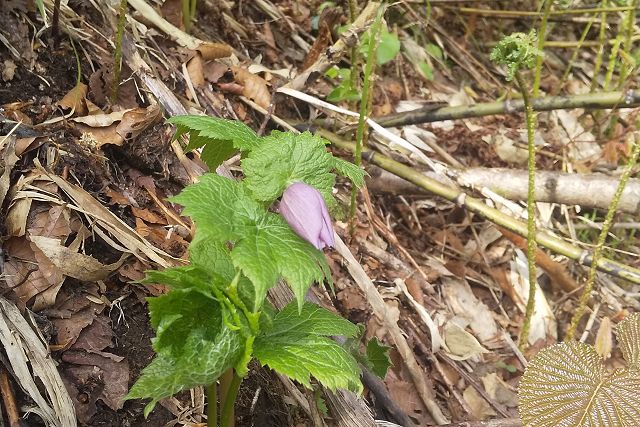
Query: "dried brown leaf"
30 235 123 282
231 66 271 108
115 104 162 141
57 83 88 116
186 53 205 87
595 317 612 360
72 110 130 127
75 123 124 148
197 42 232 60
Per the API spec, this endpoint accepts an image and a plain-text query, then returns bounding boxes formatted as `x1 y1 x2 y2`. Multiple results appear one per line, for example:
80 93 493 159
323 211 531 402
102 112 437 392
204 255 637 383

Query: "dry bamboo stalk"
377 90 640 127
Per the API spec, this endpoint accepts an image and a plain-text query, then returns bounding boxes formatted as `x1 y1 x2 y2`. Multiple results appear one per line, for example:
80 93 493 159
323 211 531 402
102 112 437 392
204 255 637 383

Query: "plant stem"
590 0 608 92
190 0 197 23
424 0 432 29
347 0 359 96
603 37 622 92
182 0 191 31
220 371 242 427
566 135 640 341
515 71 538 350
617 0 637 86
207 382 218 427
349 6 384 230
533 0 553 97
558 14 595 92
111 0 128 104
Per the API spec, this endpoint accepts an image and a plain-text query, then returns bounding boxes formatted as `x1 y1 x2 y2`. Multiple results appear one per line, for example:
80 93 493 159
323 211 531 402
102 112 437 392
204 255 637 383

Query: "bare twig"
0 365 21 427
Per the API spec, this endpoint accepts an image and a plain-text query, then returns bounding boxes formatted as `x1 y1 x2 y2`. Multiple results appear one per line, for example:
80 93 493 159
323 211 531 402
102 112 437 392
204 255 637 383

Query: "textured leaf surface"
172 174 330 310
127 287 243 414
144 266 219 295
242 131 336 204
332 157 366 188
127 328 243 416
616 312 640 368
168 115 260 168
518 341 640 427
231 214 329 310
172 174 262 242
254 302 362 393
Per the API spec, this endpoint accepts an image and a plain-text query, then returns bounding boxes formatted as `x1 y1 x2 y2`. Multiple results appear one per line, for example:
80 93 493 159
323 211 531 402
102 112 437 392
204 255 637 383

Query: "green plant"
125 116 379 426
182 0 197 31
532 0 554 97
518 312 640 426
490 31 543 350
112 0 128 104
326 20 399 103
35 0 47 24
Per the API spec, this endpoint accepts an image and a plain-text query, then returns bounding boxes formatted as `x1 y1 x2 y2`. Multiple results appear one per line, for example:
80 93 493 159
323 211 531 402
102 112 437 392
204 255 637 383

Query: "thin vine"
566 133 640 340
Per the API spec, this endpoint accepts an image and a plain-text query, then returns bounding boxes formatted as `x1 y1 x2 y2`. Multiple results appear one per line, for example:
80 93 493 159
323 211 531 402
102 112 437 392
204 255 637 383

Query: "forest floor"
0 1 639 426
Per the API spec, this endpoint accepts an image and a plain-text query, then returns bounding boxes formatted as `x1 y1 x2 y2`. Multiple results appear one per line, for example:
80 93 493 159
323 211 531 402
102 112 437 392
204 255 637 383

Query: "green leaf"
189 231 237 280
254 302 362 393
242 131 336 204
327 82 361 103
168 115 261 168
359 28 400 66
332 157 366 187
172 174 263 242
261 301 359 338
143 266 222 296
376 30 401 65
490 31 542 81
35 0 47 24
365 338 392 378
148 289 223 352
425 43 443 60
231 214 330 311
126 287 244 415
127 327 243 416
417 61 434 81
172 174 330 311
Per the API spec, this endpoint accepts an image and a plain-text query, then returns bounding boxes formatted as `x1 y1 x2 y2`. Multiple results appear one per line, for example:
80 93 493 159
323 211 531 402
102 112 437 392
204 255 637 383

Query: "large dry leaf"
75 123 124 148
464 385 496 421
62 350 129 422
443 321 489 361
72 109 130 127
519 313 640 426
30 235 123 282
186 53 205 87
3 236 65 310
57 83 89 116
115 104 162 140
231 66 271 108
441 277 499 345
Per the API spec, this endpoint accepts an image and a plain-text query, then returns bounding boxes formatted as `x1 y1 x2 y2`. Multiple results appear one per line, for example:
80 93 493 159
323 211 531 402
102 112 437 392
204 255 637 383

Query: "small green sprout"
490 30 543 81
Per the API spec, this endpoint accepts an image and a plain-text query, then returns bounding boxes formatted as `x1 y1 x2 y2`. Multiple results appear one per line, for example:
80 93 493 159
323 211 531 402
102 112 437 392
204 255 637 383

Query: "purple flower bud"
279 182 335 250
